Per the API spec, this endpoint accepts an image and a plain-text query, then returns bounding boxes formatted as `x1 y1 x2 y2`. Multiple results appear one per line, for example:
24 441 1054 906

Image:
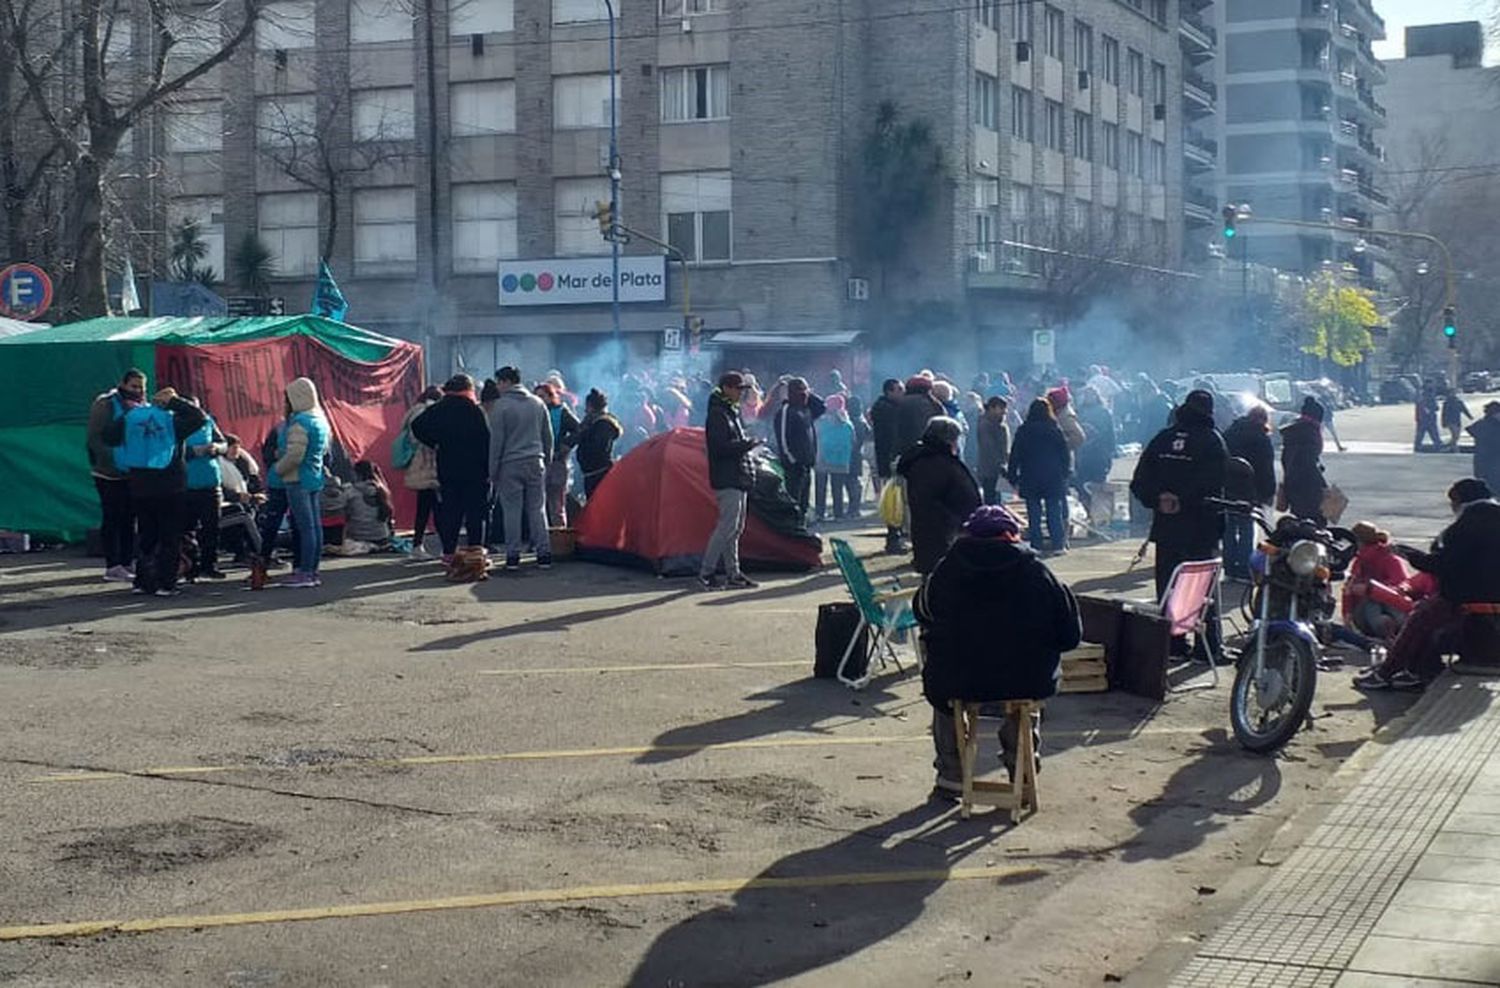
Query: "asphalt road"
0 398 1487 988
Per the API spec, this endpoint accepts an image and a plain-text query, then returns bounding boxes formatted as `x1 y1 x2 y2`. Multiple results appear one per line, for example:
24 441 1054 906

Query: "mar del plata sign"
497 256 666 307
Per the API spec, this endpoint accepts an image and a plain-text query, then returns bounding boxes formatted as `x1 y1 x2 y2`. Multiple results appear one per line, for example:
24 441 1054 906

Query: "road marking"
25 726 1209 785
478 660 808 675
0 864 1045 942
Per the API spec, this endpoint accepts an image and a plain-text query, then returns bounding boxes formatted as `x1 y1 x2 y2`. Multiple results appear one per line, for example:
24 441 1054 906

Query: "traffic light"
594 199 613 236
1443 305 1458 348
1221 205 1237 239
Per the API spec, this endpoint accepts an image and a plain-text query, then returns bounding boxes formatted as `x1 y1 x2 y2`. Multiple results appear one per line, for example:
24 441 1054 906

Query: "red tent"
575 428 823 575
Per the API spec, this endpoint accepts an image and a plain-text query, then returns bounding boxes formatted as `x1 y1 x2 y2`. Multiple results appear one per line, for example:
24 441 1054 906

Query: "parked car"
1379 377 1417 405
1464 371 1492 393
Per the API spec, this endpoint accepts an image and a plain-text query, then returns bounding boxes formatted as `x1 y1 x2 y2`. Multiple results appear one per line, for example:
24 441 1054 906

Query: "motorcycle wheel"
1231 630 1317 754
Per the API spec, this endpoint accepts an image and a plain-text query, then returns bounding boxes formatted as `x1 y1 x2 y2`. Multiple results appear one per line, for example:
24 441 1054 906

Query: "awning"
703 331 862 349
0 317 46 338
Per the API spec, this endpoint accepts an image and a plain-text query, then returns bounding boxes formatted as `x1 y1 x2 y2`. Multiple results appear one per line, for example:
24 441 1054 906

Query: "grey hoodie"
489 384 553 479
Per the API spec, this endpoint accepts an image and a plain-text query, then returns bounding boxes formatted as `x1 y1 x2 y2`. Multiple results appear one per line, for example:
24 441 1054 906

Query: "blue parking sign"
0 263 54 320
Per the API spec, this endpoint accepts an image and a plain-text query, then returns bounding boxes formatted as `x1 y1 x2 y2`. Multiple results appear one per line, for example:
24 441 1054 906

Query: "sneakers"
725 575 759 589
537 554 553 570
698 574 724 590
279 571 319 589
198 569 228 581
409 545 430 561
1353 667 1393 691
103 565 134 583
153 588 182 598
505 554 521 572
929 778 963 803
1389 670 1429 692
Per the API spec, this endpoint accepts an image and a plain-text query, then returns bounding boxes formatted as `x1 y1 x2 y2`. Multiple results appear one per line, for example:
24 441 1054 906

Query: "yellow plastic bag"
879 479 906 528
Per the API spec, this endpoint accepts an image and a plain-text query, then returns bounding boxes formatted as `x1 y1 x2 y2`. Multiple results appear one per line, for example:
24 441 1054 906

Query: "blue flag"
311 260 348 321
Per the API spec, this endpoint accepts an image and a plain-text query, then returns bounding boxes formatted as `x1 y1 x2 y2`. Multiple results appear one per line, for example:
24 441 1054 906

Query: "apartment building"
1211 0 1388 281
153 0 1190 376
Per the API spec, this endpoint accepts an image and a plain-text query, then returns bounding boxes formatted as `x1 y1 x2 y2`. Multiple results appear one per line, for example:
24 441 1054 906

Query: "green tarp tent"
0 315 424 542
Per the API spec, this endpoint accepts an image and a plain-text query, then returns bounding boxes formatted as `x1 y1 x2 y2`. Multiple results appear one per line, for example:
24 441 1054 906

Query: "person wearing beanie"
1007 398 1072 553
1223 405 1276 579
896 416 982 575
87 368 149 582
700 372 762 589
870 378 907 552
916 504 1082 800
1047 385 1086 452
1344 521 1414 641
896 375 945 456
1280 396 1329 524
814 393 855 521
1131 388 1229 660
399 385 444 558
412 373 493 565
1468 400 1500 493
575 389 623 499
771 377 826 519
272 377 330 588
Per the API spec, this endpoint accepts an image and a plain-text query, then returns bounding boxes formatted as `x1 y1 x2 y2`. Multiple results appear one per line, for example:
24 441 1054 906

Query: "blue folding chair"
829 538 920 689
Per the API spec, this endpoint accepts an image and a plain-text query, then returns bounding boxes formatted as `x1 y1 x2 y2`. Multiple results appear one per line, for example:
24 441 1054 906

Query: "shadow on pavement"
410 589 697 650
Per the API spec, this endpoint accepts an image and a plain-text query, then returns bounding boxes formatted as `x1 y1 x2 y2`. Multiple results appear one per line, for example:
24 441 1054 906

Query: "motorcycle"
1213 500 1358 753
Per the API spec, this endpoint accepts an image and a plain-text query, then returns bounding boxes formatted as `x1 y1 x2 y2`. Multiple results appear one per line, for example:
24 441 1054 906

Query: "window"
1127 213 1144 245
1042 191 1062 227
1072 110 1092 160
973 72 998 130
554 74 619 128
165 101 222 152
662 0 714 13
451 81 516 136
1151 219 1167 254
1102 206 1117 237
555 177 612 255
1101 35 1119 85
1148 139 1166 184
258 192 318 276
1149 0 1166 23
1127 49 1144 97
1073 20 1092 73
452 182 518 272
450 0 514 35
974 180 999 254
975 0 998 30
169 197 225 277
350 0 410 43
1043 5 1064 58
660 65 729 122
256 96 316 146
553 0 613 24
1102 121 1119 168
974 211 995 257
1069 198 1089 233
353 88 415 141
1009 183 1031 241
662 171 731 262
257 0 315 49
354 187 417 273
1150 61 1167 106
1126 131 1143 177
165 12 220 60
1011 0 1032 41
1043 98 1064 151
1010 86 1033 142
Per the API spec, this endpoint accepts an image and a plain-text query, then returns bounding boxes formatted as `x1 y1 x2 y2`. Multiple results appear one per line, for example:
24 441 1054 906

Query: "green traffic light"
1445 324 1457 337
1224 227 1236 239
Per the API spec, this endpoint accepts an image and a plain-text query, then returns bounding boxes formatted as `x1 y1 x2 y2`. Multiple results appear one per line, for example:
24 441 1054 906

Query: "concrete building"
152 0 1193 379
1383 22 1499 187
1211 0 1388 281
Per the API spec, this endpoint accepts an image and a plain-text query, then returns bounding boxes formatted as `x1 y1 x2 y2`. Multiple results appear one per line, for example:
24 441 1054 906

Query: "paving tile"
1391 879 1500 916
1372 904 1500 947
1440 812 1500 837
1335 973 1488 988
1350 936 1500 984
1454 793 1500 816
1409 856 1500 886
1425 832 1500 860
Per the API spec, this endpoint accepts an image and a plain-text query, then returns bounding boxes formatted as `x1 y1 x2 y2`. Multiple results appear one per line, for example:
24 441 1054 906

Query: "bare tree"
0 0 265 316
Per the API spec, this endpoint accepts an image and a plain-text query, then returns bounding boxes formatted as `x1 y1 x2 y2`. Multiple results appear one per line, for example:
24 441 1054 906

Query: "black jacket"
575 412 622 478
1468 416 1500 491
1130 407 1227 549
1279 417 1327 521
772 395 826 468
896 439 982 575
1007 418 1071 499
704 390 757 491
916 536 1082 706
896 390 945 456
553 404 582 460
411 394 491 487
869 395 903 478
1404 499 1500 605
1075 404 1116 486
103 396 208 498
1224 416 1276 505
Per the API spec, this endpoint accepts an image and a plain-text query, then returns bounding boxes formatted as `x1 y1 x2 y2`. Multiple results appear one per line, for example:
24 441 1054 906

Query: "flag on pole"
311 259 349 322
120 257 141 313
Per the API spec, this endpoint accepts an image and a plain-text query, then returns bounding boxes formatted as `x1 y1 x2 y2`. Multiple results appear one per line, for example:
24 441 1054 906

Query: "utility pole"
603 0 622 376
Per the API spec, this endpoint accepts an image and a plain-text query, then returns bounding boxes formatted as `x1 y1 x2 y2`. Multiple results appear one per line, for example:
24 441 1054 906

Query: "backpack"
391 426 417 470
117 405 176 471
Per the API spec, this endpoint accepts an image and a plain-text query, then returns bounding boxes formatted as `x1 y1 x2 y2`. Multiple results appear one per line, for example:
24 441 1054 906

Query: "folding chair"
828 538 919 689
1121 558 1224 693
953 699 1040 822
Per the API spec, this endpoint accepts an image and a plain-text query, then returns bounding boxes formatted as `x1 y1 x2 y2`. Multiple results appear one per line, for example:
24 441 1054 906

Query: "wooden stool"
952 699 1040 822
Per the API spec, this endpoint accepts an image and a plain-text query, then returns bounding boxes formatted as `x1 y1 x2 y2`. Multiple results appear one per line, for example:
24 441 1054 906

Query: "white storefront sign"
497 256 667 306
1032 328 1055 367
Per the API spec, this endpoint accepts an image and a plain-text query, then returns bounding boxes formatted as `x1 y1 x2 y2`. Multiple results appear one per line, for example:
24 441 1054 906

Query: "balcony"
1332 21 1364 52
1179 14 1216 58
1183 71 1216 114
1357 136 1385 162
1333 117 1360 145
1298 0 1333 33
966 245 1046 292
1357 183 1390 207
1184 187 1217 223
1340 0 1386 41
1184 133 1217 169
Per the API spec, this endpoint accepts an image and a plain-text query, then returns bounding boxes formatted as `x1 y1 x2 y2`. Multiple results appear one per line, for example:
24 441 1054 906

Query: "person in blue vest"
86 368 148 582
272 377 331 588
181 396 229 580
251 417 299 586
103 386 207 596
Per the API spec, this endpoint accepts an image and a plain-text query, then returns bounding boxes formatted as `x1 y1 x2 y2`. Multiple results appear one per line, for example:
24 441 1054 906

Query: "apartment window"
165 12 220 60
1150 61 1167 106
1072 110 1092 160
256 96 316 146
1148 139 1166 184
973 72 998 130
1009 183 1031 241
1011 0 1032 41
974 180 999 253
1102 206 1117 237
1126 131 1143 177
258 192 318 276
555 177 612 255
355 188 417 274
1127 213 1144 245
1149 0 1166 23
353 88 415 141
169 197 225 277
451 81 516 136
452 182 518 273
975 211 995 256
350 0 410 43
1069 198 1089 233
257 0 315 49
1010 86 1033 142
450 0 514 35
1073 20 1092 72
662 0 714 13
1101 121 1119 169
1127 49 1144 97
554 74 619 128
1042 191 1062 228
553 0 613 24
1151 219 1167 254
1101 35 1119 85
165 101 222 152
660 65 729 122
975 0 998 30
662 171 731 263
1043 5 1064 58
1043 99 1064 152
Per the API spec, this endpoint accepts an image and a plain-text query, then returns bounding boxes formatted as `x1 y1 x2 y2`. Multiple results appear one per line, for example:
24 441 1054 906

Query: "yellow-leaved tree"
1301 273 1380 367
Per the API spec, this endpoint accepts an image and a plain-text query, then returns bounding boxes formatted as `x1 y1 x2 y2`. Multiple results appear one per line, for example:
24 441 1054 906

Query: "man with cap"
916 504 1082 799
1280 396 1329 524
1130 388 1229 660
700 372 761 590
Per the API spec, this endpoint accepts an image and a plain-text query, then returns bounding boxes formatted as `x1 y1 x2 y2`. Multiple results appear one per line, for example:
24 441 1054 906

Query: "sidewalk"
1170 675 1500 987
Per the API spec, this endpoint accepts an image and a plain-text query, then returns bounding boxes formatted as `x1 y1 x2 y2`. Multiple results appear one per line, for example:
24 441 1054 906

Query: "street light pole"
603 0 622 377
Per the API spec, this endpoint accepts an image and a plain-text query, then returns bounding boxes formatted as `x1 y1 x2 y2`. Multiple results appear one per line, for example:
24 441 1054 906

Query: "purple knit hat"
962 505 1023 541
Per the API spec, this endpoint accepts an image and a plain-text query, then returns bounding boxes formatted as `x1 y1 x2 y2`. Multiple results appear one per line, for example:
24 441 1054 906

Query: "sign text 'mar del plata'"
497 257 667 307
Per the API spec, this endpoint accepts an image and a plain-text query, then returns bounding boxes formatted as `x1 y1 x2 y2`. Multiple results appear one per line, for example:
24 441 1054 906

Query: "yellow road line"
478 660 807 675
0 864 1043 942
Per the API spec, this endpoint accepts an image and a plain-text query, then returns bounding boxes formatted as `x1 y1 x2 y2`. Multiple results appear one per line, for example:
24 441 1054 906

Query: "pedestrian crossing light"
1221 205 1237 239
1443 305 1458 348
594 200 613 236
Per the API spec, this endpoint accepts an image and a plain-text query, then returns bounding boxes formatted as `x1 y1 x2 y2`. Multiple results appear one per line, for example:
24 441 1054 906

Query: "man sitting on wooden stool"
917 505 1082 802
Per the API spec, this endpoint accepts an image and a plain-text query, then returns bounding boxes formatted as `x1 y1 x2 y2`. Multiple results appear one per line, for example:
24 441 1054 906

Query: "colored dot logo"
501 274 519 293
537 272 555 291
520 273 537 292
502 270 557 294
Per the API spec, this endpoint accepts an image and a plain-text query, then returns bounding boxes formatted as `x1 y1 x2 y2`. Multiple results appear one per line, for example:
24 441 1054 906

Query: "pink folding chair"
1125 558 1223 693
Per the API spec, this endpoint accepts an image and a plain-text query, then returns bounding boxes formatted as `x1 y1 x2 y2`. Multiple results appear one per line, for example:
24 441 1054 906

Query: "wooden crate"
1061 643 1109 694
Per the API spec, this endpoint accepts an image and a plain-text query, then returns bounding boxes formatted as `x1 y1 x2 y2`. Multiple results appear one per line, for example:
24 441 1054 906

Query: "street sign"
225 296 285 316
662 326 683 351
0 263 53 320
847 277 870 302
1032 328 1055 367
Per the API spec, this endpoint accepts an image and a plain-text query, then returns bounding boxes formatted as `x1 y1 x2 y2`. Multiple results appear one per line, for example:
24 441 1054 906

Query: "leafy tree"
231 232 276 298
1301 273 1379 368
168 218 218 284
854 100 946 292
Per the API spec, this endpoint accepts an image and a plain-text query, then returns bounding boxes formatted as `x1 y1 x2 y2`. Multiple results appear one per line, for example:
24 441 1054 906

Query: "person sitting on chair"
916 505 1082 802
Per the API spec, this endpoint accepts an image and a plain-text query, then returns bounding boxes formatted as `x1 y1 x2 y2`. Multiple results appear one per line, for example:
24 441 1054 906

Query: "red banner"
155 336 426 524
